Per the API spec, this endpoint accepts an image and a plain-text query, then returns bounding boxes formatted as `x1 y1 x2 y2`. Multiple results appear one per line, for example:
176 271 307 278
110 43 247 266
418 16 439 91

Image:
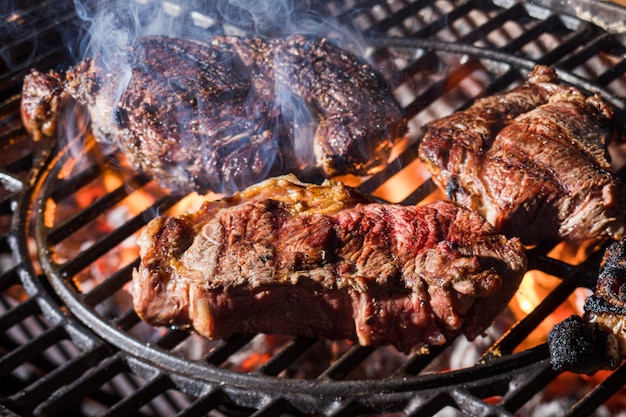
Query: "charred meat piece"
21 35 407 194
548 315 617 375
132 174 527 352
419 65 624 244
548 238 626 374
585 238 626 361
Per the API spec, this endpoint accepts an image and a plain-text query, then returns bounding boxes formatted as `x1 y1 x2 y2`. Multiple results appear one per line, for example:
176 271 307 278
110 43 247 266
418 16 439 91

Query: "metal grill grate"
2 0 626 416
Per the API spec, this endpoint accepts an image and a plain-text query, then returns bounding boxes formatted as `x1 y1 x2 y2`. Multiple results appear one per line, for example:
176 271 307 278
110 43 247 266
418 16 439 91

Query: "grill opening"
3 0 626 416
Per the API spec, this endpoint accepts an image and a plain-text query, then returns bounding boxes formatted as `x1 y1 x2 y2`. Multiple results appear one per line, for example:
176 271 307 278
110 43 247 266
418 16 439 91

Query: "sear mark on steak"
20 35 407 195
548 238 626 374
419 65 625 245
132 174 527 353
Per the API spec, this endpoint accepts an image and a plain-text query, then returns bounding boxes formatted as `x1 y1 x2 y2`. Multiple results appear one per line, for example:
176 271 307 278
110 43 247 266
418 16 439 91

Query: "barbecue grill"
3 0 626 416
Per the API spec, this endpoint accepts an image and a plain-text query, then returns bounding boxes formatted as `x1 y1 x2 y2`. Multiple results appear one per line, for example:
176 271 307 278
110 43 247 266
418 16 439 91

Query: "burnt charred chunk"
584 293 626 318
596 238 626 303
548 315 616 375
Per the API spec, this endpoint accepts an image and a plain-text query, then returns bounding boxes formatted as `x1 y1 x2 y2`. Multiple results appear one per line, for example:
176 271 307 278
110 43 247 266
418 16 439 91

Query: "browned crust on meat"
419 65 625 244
21 35 407 194
132 175 526 352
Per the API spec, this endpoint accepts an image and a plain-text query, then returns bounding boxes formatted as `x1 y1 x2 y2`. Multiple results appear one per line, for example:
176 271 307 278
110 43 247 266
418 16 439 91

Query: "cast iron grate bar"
366 0 448 35
449 389 516 417
0 195 16 217
565 361 626 417
317 345 376 381
403 59 483 118
330 0 382 20
112 308 141 331
154 329 190 351
388 45 445 86
250 397 304 417
0 292 50 349
403 393 462 417
0 12 79 71
46 172 152 245
175 388 228 417
0 169 24 195
0 121 24 145
0 233 10 253
0 324 67 377
481 278 579 358
495 15 588 65
323 400 357 417
0 296 39 333
10 342 111 407
397 343 450 376
399 178 438 206
256 337 319 376
55 194 178 279
410 0 485 40
0 93 19 113
82 260 137 307
457 2 531 46
0 46 69 94
503 14 564 50
48 154 118 203
558 32 618 70
100 373 174 417
34 353 127 416
597 58 626 86
500 359 557 414
2 151 35 177
531 23 594 66
203 333 257 366
358 146 421 194
0 266 21 292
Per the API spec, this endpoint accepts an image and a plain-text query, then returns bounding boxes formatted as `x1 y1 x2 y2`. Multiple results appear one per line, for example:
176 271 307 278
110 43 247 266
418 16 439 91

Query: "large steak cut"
419 65 625 244
21 35 407 194
132 175 527 352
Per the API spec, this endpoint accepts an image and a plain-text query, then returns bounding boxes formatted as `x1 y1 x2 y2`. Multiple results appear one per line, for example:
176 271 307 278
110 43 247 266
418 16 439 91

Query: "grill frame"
3 0 626 416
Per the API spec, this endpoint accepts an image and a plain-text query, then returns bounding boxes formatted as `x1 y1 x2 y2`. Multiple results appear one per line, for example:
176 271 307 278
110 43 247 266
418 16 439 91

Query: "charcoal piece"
548 315 617 374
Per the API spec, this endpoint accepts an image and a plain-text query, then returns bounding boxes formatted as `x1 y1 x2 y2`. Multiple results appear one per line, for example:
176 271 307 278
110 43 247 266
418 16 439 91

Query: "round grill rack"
3 0 626 416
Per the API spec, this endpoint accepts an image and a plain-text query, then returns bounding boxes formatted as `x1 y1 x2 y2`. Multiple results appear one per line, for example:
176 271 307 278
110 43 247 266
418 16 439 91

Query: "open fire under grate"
3 0 626 416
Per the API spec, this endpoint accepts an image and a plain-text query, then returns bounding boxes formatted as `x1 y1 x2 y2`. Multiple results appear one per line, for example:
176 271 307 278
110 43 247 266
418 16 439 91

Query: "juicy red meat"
132 175 527 352
419 65 625 244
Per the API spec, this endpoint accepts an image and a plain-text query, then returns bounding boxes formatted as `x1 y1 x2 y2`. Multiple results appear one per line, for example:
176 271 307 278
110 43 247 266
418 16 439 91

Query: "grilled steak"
132 174 527 352
419 65 625 245
21 35 407 194
549 238 626 374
